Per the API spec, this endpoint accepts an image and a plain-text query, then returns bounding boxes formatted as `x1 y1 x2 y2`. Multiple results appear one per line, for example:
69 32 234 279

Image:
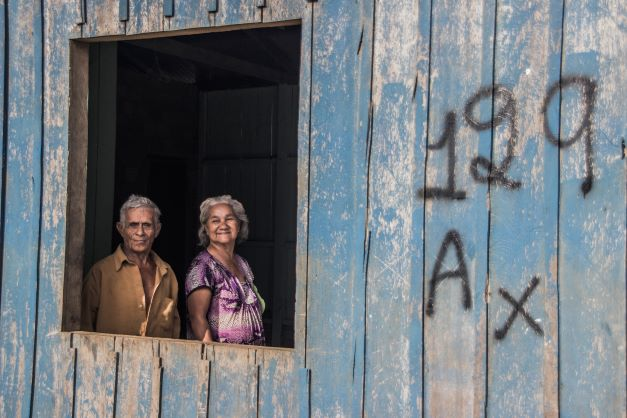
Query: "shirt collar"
113 244 169 277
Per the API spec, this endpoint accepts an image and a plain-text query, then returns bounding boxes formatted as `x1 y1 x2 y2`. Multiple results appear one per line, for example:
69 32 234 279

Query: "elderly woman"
185 195 265 345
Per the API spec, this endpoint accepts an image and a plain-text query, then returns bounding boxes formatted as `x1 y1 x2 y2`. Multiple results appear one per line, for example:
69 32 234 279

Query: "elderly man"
81 195 180 338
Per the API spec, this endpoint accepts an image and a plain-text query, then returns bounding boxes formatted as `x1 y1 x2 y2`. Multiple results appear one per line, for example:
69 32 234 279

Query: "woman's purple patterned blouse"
185 250 265 345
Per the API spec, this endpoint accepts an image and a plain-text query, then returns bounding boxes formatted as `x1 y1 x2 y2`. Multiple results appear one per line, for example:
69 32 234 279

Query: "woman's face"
205 203 240 246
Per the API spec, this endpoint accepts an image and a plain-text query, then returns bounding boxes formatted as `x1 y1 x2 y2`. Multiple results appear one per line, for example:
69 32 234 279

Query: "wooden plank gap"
76 0 86 24
118 0 129 21
256 0 266 8
196 359 211 418
163 0 174 17
68 348 78 418
208 0 218 13
110 351 120 418
298 368 310 418
151 356 163 418
255 364 261 418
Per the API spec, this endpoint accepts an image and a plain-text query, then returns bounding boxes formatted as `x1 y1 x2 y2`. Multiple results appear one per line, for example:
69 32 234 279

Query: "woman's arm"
187 288 213 343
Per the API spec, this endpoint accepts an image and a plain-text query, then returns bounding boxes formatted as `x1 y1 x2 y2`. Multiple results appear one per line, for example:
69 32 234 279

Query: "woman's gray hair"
119 194 162 226
198 195 249 247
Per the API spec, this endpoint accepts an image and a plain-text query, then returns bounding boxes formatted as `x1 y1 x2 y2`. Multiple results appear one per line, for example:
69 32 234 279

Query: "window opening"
67 25 301 348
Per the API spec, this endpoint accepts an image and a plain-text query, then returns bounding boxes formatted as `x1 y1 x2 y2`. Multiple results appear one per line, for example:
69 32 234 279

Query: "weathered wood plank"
73 334 118 418
210 0 260 27
0 3 44 417
208 345 258 417
32 335 76 418
170 0 260 31
305 0 372 416
422 0 494 416
160 340 206 418
293 5 312 365
32 1 83 416
167 0 212 31
485 1 562 417
362 0 428 415
82 0 125 38
558 1 627 415
261 0 304 23
0 0 5 239
257 349 298 417
61 40 89 332
114 337 162 418
126 0 164 35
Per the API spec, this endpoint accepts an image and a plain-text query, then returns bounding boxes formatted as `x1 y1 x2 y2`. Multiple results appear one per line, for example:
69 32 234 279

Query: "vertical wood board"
126 0 164 35
257 350 299 417
159 341 207 418
73 334 118 418
208 345 258 417
114 337 162 418
422 0 494 416
293 5 312 364
305 0 372 415
168 0 263 31
0 3 43 417
558 0 627 415
362 0 428 416
81 0 126 38
167 0 213 31
0 0 5 249
261 0 304 23
485 1 562 416
32 1 82 415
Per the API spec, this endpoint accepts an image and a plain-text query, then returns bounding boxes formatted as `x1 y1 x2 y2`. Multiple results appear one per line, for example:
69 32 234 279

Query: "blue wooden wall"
0 0 625 416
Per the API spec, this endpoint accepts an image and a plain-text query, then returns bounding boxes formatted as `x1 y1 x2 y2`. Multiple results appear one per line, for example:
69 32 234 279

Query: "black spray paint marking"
464 85 522 189
418 112 467 200
542 76 597 196
426 230 472 316
494 276 544 340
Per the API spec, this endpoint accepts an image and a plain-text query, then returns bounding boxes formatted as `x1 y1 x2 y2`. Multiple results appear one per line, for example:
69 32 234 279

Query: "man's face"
116 207 161 257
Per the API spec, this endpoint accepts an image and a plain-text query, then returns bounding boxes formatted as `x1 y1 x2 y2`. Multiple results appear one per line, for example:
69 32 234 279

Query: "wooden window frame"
62 22 310 356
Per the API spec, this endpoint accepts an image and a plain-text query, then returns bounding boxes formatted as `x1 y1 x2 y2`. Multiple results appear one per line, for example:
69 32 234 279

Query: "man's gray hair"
198 195 249 247
119 194 162 226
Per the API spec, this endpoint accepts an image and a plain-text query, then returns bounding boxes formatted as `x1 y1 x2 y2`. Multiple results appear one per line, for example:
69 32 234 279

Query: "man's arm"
80 269 100 332
170 271 181 338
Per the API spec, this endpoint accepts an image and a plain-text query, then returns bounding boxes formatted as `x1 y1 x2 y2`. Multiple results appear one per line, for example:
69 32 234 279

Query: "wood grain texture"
81 0 125 38
293 5 311 366
261 0 304 23
422 0 493 416
208 345 259 417
114 337 162 417
558 1 627 416
305 0 372 416
73 334 118 418
167 0 213 31
485 1 562 416
32 335 76 418
0 3 43 417
61 40 88 332
0 0 4 239
34 8 83 412
159 341 206 418
126 0 164 35
362 0 428 415
257 349 299 417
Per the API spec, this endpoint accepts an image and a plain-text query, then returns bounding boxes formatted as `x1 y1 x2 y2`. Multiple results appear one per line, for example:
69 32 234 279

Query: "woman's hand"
187 288 213 343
